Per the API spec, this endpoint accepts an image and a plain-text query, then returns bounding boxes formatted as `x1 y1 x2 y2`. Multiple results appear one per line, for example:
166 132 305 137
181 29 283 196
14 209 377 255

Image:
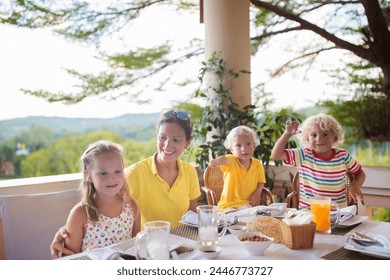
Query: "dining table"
59 207 390 261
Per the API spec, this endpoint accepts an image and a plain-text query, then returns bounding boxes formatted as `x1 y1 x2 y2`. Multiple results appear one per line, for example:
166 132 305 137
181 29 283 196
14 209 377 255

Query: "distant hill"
0 113 160 141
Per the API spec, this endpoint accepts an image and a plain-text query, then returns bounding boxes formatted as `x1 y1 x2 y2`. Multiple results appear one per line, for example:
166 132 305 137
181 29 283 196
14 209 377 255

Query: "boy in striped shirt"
271 113 365 209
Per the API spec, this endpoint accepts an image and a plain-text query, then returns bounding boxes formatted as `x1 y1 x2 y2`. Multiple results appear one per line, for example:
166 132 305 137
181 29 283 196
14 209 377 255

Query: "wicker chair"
202 165 274 206
286 172 358 213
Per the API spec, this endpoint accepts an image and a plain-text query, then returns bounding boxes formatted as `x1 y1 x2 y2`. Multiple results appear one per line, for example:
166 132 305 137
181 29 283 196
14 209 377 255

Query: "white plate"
180 219 238 228
179 220 198 228
344 243 390 259
111 234 186 256
337 215 368 228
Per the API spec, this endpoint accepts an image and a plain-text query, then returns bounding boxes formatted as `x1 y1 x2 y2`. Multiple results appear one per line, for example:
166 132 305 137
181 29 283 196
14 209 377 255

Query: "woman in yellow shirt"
125 109 201 228
50 109 201 258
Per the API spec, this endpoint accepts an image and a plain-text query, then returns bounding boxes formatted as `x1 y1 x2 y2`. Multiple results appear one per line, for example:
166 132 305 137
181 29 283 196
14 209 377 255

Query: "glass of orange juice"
310 196 339 234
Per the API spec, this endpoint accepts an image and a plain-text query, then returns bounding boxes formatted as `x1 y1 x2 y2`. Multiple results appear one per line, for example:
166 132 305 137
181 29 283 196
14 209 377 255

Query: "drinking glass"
310 196 339 234
135 220 170 260
197 205 227 246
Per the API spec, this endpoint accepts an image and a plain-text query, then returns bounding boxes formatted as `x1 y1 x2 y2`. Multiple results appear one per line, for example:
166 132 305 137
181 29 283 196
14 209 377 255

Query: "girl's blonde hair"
80 140 137 222
224 125 259 150
298 113 344 148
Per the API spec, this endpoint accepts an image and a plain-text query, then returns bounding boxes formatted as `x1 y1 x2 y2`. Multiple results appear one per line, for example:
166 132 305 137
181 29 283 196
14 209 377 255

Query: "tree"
249 0 390 141
250 1 390 92
0 0 203 104
1 1 389 139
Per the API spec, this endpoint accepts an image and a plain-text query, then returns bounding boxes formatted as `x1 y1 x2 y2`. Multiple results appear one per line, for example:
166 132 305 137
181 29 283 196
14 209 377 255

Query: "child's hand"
285 120 300 136
208 156 228 168
248 192 261 207
348 185 365 205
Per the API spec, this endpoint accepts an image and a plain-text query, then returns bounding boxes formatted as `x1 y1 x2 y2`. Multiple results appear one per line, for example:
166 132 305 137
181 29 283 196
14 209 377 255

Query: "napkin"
181 210 198 225
86 247 124 260
253 203 287 217
283 212 313 226
181 210 237 226
348 233 390 255
339 205 356 223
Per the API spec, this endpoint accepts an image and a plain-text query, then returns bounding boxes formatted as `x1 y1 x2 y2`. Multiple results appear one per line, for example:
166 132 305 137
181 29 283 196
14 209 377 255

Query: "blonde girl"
62 140 140 255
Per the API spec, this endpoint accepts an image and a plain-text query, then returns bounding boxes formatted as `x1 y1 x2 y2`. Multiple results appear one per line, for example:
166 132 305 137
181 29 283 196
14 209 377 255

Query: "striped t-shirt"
284 148 362 209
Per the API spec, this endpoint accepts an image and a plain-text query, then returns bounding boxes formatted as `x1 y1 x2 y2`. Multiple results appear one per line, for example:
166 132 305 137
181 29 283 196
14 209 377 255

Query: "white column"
203 0 251 109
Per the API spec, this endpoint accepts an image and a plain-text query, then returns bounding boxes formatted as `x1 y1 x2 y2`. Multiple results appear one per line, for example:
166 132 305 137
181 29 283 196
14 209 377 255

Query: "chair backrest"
202 165 273 206
0 189 81 259
286 172 358 212
202 166 225 205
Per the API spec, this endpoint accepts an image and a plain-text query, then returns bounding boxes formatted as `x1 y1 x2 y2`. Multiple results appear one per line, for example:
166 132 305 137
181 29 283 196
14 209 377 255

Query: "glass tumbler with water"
197 205 227 246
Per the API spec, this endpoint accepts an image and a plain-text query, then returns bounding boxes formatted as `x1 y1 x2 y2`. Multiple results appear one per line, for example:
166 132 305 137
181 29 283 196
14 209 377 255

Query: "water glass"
135 220 170 260
197 205 227 246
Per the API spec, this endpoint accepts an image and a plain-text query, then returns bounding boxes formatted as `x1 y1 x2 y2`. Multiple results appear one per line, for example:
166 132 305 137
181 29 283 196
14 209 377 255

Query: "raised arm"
208 155 229 168
271 120 300 161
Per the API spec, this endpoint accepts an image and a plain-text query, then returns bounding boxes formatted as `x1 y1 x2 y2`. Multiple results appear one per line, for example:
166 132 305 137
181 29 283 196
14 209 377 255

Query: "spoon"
350 232 381 246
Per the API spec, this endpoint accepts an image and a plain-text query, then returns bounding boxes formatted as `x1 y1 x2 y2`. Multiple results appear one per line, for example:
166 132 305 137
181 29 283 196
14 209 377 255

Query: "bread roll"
246 216 282 243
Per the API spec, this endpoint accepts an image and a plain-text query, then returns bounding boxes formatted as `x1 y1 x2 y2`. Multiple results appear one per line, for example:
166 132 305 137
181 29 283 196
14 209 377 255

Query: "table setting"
59 202 390 260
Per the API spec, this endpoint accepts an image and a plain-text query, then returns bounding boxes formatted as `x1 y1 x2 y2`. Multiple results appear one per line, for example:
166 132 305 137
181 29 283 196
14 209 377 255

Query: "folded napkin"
348 233 390 255
284 212 313 226
181 210 237 226
86 247 124 260
181 210 198 225
339 205 356 223
253 203 287 217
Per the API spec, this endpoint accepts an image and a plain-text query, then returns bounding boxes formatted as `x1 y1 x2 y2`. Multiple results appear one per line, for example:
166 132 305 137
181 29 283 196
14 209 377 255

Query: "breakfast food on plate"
240 235 269 242
246 216 282 243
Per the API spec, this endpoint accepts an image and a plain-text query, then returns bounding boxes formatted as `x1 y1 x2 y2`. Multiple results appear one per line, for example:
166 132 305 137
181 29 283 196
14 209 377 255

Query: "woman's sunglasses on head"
161 109 190 121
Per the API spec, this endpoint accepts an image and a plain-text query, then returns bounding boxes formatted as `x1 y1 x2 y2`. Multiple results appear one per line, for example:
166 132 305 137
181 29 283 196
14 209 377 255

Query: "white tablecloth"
60 219 390 260
187 219 389 260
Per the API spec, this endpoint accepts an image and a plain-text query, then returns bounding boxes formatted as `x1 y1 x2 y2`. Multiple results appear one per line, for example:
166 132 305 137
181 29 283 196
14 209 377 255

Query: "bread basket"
279 221 316 249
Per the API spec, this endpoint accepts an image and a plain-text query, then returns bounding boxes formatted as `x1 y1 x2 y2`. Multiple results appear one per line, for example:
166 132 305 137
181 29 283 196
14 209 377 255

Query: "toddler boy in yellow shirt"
209 125 266 211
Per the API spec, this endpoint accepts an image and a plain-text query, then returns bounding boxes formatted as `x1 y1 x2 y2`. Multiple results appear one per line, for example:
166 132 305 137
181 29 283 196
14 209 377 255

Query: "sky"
0 5 338 121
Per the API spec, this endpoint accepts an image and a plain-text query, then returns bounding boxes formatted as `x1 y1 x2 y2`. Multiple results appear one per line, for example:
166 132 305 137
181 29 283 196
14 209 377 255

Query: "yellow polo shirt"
125 153 201 229
218 155 266 210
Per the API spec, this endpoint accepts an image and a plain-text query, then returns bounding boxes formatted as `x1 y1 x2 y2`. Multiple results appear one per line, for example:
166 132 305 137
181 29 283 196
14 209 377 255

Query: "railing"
1 165 389 212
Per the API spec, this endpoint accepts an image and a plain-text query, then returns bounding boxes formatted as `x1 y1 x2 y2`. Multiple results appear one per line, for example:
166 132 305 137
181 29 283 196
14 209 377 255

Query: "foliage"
193 53 303 175
0 114 159 142
250 1 390 93
320 61 390 141
372 208 390 222
251 0 390 141
19 130 156 178
20 131 124 177
352 141 390 167
122 139 156 166
2 1 389 108
0 0 203 104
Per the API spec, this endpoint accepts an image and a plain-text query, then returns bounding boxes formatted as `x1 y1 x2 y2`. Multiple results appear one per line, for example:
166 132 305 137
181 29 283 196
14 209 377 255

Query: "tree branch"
250 0 372 62
251 26 303 41
269 46 337 79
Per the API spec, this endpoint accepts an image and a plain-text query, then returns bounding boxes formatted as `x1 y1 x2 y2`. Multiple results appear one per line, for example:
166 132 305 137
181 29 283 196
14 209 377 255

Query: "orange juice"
310 198 331 233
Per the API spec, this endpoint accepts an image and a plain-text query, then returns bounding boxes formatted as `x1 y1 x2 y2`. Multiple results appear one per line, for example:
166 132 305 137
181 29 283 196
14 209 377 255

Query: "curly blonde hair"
80 140 137 222
224 125 259 150
298 113 344 148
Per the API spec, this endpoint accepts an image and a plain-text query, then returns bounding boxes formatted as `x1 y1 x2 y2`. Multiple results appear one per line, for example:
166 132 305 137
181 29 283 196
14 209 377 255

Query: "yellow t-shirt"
125 153 201 229
217 155 266 210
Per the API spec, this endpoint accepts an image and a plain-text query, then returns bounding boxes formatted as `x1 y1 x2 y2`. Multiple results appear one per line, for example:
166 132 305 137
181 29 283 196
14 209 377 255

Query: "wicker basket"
279 222 316 249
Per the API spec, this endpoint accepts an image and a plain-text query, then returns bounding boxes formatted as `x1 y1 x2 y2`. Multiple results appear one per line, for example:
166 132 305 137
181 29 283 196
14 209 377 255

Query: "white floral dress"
81 202 134 251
